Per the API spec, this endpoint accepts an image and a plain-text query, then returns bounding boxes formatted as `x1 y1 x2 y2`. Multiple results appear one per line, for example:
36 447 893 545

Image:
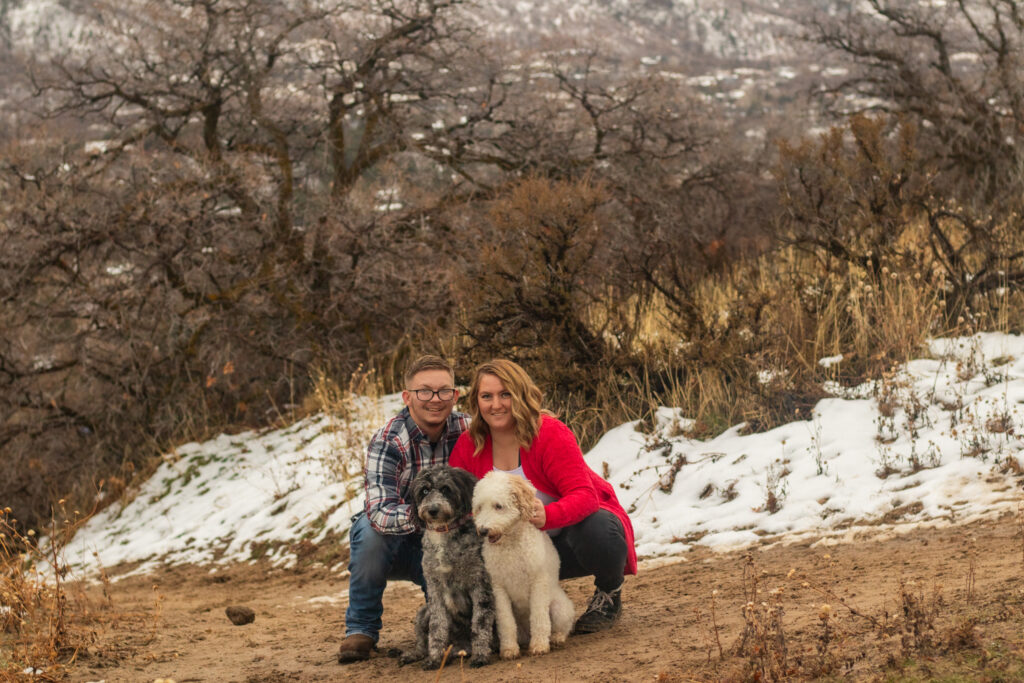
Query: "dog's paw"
469 655 491 668
528 641 550 656
499 646 520 660
551 632 568 647
421 658 443 671
397 651 423 667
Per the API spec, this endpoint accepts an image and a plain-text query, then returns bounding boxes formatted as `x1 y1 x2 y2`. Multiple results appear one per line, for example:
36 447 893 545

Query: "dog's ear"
449 466 478 510
450 466 477 494
509 476 536 519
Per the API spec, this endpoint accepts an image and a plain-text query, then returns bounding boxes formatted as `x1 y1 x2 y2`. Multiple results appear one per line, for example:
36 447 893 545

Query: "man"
337 355 469 664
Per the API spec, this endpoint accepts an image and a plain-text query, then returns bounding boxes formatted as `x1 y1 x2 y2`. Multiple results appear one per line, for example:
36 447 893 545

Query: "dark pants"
552 509 627 593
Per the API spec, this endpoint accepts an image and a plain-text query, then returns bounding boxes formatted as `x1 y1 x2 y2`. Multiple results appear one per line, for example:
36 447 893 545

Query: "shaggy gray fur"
399 465 494 669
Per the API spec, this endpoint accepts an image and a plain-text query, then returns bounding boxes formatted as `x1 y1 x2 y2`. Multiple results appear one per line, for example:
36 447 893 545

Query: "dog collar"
426 512 474 533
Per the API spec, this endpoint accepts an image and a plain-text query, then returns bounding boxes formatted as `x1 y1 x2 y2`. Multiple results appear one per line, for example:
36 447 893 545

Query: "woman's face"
476 373 514 432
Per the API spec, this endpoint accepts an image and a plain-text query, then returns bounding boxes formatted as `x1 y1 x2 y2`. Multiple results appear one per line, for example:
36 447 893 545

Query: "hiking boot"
573 585 622 634
337 633 375 663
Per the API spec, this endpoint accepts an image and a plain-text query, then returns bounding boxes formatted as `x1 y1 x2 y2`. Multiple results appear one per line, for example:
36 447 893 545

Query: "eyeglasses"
409 388 456 401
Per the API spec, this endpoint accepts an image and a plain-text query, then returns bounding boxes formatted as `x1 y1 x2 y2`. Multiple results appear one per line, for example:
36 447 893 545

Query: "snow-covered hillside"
65 333 1024 579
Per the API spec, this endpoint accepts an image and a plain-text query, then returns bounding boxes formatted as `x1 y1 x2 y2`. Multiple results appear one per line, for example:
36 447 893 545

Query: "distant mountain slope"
4 0 806 65
471 0 798 63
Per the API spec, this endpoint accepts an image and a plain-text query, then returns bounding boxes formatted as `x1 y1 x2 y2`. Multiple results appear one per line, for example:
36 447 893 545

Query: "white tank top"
496 464 561 536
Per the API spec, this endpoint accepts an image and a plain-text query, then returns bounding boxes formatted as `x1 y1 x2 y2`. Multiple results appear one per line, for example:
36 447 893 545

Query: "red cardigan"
449 415 637 575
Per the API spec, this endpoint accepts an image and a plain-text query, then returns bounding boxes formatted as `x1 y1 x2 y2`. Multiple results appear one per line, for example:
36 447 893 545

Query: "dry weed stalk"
92 552 113 609
893 578 941 655
1018 502 1024 568
693 589 725 665
734 555 789 681
812 603 842 677
709 589 725 661
965 535 977 605
149 585 165 643
759 461 789 514
432 643 454 683
736 592 788 681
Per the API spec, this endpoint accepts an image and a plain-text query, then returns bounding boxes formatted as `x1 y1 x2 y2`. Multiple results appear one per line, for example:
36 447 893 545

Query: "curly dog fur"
472 470 574 659
399 465 494 669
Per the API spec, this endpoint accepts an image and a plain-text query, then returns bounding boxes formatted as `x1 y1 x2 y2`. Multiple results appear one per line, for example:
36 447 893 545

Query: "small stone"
225 605 255 625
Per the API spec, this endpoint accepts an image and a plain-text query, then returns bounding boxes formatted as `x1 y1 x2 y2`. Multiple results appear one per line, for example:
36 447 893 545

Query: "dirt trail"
66 511 1024 682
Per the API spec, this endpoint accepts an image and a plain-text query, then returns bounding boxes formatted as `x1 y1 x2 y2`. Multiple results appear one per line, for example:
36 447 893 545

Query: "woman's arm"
533 418 599 529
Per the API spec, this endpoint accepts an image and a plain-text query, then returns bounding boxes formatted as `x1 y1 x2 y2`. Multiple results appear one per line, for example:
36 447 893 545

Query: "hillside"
6 332 1024 680
63 333 1024 579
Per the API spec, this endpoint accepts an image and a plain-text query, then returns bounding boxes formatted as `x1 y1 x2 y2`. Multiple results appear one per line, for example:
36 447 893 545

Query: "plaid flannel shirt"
363 406 470 535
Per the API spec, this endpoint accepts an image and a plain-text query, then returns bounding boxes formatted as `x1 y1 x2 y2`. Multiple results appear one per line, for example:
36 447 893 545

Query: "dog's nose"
476 526 489 537
425 504 440 518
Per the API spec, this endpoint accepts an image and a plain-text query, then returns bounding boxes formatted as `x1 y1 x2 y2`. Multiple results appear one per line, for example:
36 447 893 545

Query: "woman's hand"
529 497 546 529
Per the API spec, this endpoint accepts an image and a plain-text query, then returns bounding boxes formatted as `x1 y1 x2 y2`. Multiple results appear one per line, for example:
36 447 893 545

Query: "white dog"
472 470 575 659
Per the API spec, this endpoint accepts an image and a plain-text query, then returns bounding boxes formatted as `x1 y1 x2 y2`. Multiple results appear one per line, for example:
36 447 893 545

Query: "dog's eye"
494 503 503 510
439 485 451 496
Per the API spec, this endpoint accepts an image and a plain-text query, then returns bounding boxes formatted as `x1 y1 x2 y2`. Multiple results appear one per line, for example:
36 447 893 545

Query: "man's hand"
528 497 546 529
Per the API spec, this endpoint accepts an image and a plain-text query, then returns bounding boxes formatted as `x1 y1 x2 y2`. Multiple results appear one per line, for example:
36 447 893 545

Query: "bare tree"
432 49 768 336
806 0 1024 193
0 0 485 530
795 0 1024 317
1 2 765 528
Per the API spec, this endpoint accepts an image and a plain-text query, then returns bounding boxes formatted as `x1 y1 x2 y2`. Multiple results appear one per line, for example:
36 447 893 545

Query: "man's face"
402 369 458 437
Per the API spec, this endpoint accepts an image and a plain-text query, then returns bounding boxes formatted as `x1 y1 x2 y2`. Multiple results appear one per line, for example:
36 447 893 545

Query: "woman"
448 359 637 634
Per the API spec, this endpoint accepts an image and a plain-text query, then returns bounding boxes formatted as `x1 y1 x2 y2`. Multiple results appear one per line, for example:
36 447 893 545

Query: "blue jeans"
345 512 426 641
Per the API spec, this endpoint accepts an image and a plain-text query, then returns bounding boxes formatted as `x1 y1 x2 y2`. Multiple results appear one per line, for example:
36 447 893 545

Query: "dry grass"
703 530 1024 683
1 506 95 680
0 504 167 681
553 240 955 450
307 365 387 500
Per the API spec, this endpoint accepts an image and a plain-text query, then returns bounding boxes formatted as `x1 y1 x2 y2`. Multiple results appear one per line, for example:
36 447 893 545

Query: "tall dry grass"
0 505 96 680
533 234 964 447
306 366 388 501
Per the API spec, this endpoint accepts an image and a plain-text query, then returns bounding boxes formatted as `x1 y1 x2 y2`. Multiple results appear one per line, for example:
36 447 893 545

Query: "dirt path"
65 511 1024 682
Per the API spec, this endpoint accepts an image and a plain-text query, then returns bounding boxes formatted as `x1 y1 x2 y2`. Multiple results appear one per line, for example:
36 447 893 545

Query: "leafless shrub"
453 175 615 377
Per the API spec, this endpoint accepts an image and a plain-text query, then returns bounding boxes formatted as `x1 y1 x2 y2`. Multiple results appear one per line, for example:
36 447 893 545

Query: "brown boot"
337 633 375 663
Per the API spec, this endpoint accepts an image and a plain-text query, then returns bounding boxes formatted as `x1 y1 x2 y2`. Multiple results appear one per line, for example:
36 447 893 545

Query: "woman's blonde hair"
466 359 548 455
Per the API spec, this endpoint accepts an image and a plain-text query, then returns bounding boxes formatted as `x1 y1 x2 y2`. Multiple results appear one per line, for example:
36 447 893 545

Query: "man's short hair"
403 355 455 385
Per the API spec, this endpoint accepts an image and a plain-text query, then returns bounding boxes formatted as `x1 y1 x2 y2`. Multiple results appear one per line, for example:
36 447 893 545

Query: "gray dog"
399 465 494 669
